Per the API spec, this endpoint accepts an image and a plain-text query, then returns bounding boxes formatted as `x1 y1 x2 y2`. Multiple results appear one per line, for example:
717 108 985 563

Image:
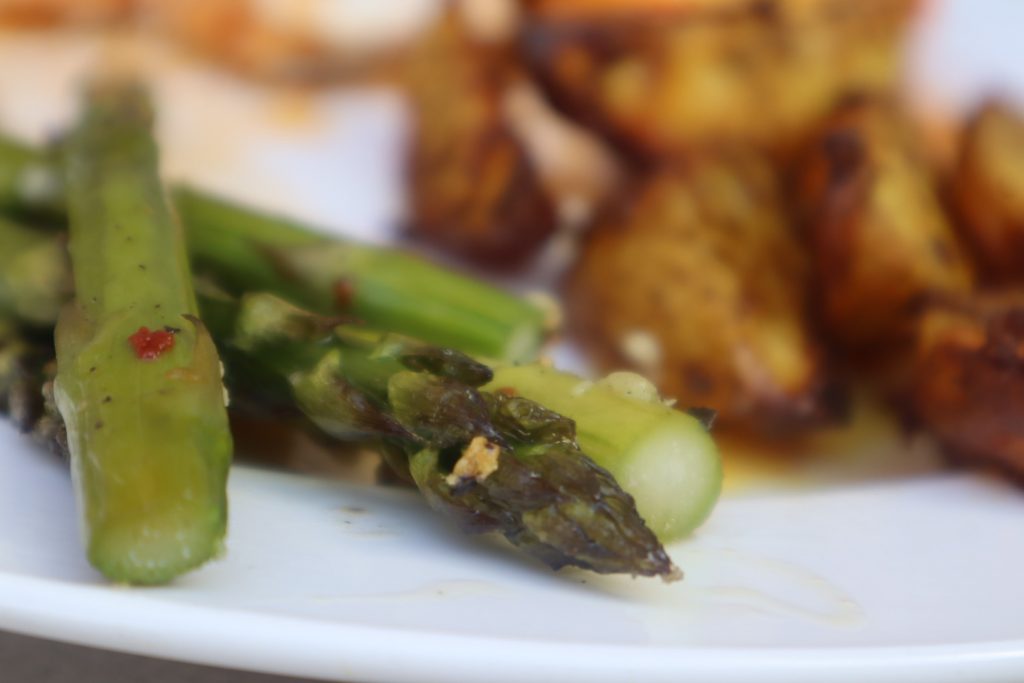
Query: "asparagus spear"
54 82 232 584
0 216 69 327
488 366 721 541
0 319 66 456
0 134 548 362
206 290 678 578
0 135 65 222
176 189 547 362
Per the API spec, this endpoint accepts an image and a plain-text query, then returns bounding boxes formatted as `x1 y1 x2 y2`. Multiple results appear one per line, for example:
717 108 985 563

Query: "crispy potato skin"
952 102 1024 285
522 0 916 158
909 295 1024 480
567 151 836 435
796 99 974 356
405 12 556 267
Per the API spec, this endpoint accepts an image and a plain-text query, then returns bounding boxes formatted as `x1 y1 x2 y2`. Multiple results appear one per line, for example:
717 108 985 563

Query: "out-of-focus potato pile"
404 0 1024 484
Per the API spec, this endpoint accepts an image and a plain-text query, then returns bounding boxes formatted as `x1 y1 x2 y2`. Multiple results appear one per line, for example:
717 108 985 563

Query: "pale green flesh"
488 365 722 541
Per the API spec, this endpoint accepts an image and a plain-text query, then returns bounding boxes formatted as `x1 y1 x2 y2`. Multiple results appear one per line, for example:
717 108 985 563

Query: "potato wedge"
908 293 1024 480
405 10 556 267
567 151 836 435
522 0 916 159
796 98 973 356
952 101 1024 285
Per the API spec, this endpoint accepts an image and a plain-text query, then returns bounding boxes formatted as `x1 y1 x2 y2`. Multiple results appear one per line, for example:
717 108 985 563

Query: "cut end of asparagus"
87 513 225 585
619 418 722 541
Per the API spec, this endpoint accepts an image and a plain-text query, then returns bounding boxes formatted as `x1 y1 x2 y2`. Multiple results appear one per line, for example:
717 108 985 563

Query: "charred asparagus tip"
446 435 500 486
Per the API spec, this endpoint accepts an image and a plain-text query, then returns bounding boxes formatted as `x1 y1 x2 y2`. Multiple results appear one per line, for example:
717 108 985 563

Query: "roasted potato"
796 98 974 357
951 101 1024 285
567 151 837 435
908 293 1024 481
522 0 916 159
404 9 556 267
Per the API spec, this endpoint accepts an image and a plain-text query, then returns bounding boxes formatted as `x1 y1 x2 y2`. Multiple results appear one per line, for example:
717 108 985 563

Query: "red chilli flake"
128 326 176 360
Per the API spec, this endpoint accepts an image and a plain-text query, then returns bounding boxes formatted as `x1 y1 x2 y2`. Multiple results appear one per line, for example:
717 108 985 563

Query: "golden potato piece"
522 0 916 158
952 101 1024 285
567 152 836 435
796 98 973 356
404 10 556 267
909 294 1024 480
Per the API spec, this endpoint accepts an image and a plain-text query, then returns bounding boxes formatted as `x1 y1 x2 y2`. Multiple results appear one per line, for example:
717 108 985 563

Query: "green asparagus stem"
0 216 68 326
0 133 549 362
175 188 546 362
0 320 44 427
54 82 232 584
208 291 677 578
0 320 65 456
488 366 722 541
0 135 65 222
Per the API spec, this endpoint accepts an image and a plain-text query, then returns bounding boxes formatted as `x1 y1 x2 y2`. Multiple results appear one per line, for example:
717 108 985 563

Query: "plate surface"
4 423 1024 683
2 3 1024 682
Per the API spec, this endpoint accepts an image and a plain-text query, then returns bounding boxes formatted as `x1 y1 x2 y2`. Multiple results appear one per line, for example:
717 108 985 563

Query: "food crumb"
446 436 501 486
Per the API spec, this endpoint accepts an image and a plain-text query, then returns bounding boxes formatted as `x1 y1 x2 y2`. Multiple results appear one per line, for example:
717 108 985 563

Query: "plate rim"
5 571 1024 683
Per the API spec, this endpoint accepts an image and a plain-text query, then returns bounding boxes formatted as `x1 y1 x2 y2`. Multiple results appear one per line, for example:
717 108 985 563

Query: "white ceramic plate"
2 3 1024 682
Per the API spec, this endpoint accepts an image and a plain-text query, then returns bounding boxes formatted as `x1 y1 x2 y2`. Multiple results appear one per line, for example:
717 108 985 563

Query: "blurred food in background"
0 0 435 79
567 151 838 436
951 102 1024 286
7 0 1024 486
0 0 133 26
796 96 974 362
402 9 556 266
907 293 1024 481
522 0 917 160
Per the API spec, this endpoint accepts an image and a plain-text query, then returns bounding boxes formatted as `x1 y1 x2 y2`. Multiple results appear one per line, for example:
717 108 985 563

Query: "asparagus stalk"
54 82 232 584
0 320 46 429
176 189 546 362
0 216 69 327
488 366 722 541
0 135 65 222
0 134 548 362
0 319 65 456
207 290 678 578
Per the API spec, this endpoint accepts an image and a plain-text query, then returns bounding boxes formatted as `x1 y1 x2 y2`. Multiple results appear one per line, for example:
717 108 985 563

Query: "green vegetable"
0 211 721 546
54 82 232 584
0 216 68 326
207 291 678 579
0 134 548 362
0 319 64 455
488 366 722 541
177 189 547 362
0 135 65 222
